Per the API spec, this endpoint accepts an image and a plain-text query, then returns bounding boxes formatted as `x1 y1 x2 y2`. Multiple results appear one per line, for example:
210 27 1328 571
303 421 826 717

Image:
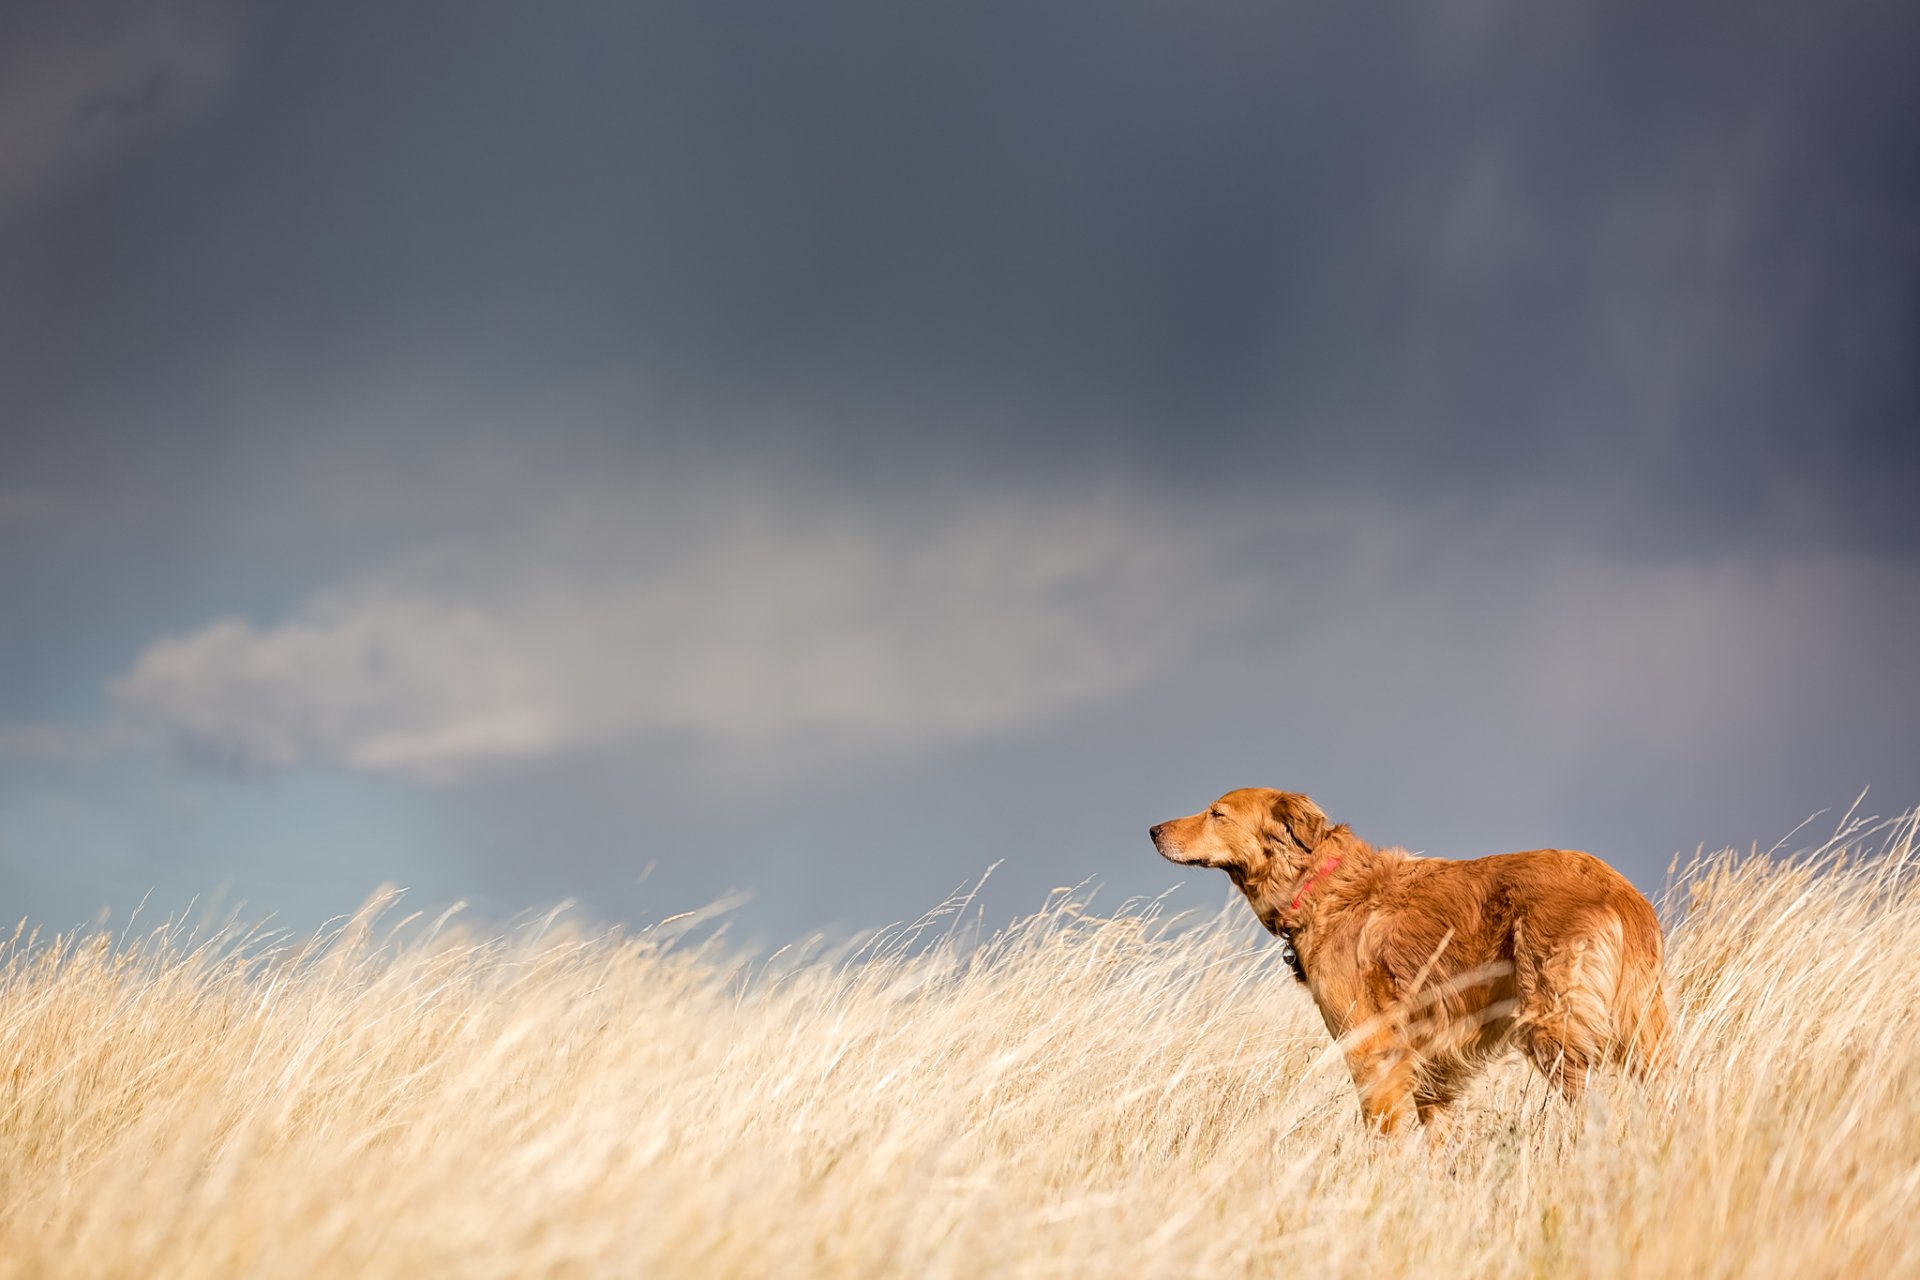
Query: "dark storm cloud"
6 0 1917 551
0 0 239 225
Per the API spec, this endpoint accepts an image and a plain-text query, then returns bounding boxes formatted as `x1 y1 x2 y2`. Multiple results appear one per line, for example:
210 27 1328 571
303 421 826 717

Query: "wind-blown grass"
2 811 1917 1277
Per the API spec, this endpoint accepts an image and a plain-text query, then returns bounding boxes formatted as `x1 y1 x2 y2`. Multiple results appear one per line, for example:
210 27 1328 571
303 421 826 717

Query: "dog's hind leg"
1518 1027 1592 1102
1611 948 1675 1082
1512 919 1620 1103
1414 1074 1470 1151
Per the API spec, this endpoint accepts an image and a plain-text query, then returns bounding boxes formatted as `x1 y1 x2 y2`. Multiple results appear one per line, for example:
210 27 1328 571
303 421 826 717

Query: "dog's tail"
1610 899 1675 1079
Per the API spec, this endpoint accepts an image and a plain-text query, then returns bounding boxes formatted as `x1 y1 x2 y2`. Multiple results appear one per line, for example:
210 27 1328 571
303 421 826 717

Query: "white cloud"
98 463 1920 808
109 486 1238 783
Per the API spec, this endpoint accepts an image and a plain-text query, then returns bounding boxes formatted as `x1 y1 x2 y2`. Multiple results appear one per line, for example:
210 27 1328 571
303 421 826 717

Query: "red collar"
1287 853 1343 916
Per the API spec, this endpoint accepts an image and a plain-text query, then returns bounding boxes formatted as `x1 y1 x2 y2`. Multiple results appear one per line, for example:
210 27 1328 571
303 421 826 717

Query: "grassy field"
2 812 1916 1278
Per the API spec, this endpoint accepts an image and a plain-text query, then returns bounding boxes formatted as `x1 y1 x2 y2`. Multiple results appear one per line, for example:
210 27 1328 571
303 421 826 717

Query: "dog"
1150 788 1671 1141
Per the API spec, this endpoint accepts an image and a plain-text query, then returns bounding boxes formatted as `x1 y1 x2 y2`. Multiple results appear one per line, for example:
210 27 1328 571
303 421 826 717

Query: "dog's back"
1335 847 1672 1094
1483 849 1671 1078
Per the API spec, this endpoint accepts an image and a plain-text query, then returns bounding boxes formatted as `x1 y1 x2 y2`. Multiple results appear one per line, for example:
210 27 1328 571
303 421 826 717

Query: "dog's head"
1149 788 1329 882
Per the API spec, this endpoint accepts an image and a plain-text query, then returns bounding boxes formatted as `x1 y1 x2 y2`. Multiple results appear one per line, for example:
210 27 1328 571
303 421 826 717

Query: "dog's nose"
1149 823 1165 842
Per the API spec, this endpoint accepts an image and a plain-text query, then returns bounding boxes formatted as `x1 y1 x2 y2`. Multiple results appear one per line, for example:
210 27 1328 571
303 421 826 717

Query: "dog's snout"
1149 822 1166 842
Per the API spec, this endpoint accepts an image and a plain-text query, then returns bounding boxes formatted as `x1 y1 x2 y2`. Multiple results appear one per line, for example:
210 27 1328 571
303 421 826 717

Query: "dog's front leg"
1343 1029 1417 1136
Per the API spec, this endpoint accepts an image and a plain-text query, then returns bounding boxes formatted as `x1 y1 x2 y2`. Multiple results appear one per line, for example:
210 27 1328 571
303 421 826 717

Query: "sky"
3 0 1917 942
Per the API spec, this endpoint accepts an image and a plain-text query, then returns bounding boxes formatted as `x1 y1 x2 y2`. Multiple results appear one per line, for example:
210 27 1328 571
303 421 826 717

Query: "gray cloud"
0 490 72 530
0 723 98 764
109 485 1239 782
7 1 1916 550
0 0 241 238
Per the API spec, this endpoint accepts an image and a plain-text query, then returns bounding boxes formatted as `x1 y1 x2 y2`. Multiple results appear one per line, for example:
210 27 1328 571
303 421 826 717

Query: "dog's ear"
1271 792 1328 851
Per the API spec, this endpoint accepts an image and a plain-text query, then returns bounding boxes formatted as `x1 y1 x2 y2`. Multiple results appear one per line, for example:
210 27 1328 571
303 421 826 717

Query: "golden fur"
1150 788 1671 1141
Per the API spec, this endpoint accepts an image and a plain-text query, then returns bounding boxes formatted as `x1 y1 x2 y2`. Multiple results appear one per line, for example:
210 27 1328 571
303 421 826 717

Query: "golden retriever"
1151 788 1671 1141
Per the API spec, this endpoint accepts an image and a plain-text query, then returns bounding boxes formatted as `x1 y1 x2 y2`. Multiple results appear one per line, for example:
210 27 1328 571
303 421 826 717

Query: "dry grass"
3 812 1918 1279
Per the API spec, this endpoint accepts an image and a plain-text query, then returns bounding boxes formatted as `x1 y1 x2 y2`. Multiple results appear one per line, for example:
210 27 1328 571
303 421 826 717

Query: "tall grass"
3 811 1917 1278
